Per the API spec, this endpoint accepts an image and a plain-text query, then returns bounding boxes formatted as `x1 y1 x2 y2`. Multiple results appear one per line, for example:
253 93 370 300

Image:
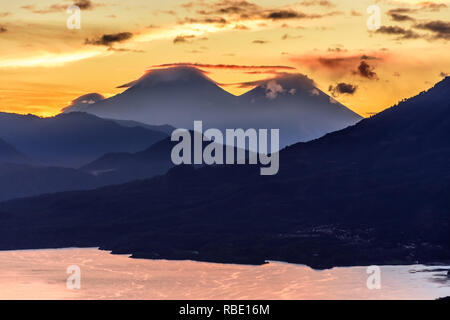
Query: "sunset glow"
0 0 449 116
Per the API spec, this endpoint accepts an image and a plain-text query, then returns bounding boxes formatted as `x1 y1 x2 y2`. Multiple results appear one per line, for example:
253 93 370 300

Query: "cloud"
230 73 315 89
107 47 145 53
173 35 197 43
265 10 316 20
419 2 447 11
252 39 268 44
388 11 415 22
187 0 343 23
150 62 296 72
353 61 378 79
21 1 99 14
327 46 347 52
0 26 7 33
265 80 285 99
179 17 228 25
375 25 421 39
0 49 106 69
440 71 449 77
281 33 302 40
85 32 134 46
21 4 66 14
265 9 342 20
328 83 358 96
73 0 94 10
299 0 336 7
289 51 386 77
415 20 450 40
384 4 448 23
0 12 11 17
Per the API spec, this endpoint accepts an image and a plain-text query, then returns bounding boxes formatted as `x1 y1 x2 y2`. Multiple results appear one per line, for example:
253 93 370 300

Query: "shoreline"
2 246 450 271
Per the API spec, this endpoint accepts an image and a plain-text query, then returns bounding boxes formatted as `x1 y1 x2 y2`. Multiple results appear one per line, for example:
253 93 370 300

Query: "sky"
0 0 449 117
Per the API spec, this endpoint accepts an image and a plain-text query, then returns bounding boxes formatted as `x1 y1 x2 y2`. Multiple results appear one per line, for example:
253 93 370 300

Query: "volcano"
62 66 363 147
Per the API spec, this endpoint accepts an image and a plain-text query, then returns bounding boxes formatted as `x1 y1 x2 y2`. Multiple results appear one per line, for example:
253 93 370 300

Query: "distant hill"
80 131 251 186
0 163 98 202
80 136 177 185
0 112 168 167
1 78 449 269
106 119 175 136
0 138 28 164
61 66 363 148
61 93 105 113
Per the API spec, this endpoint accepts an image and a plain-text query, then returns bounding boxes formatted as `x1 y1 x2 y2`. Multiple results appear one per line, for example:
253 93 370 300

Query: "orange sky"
0 0 449 117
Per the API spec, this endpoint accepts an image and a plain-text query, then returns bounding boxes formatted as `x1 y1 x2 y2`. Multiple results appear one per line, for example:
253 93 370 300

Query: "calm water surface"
0 248 448 300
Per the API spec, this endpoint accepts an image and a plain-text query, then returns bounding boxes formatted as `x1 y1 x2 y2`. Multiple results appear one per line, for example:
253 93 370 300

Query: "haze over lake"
0 248 448 300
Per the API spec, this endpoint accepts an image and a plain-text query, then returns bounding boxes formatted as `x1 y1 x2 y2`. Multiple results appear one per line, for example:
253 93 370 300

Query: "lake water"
0 248 448 300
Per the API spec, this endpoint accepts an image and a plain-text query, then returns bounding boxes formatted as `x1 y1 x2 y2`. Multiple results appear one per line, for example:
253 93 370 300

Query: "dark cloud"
266 10 316 20
328 83 358 96
21 1 98 14
85 32 134 46
150 62 296 71
195 0 260 17
252 39 268 44
299 0 335 7
386 8 417 22
350 10 362 17
265 9 341 20
180 17 228 24
173 35 196 44
73 0 94 10
0 26 7 33
415 20 450 40
361 54 379 60
328 47 347 52
375 25 421 40
0 12 11 17
290 51 386 79
281 33 302 40
354 61 378 80
440 72 449 77
189 0 342 23
389 13 415 22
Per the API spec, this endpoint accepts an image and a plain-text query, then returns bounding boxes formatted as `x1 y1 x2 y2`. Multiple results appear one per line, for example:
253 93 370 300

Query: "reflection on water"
0 248 448 300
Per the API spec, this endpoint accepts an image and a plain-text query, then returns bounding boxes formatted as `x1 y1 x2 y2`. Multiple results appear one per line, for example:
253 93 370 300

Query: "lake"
0 248 448 300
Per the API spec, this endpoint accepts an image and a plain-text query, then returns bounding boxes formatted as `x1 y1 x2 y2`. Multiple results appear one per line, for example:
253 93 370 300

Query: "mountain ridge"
62 66 363 147
0 77 449 268
0 111 168 167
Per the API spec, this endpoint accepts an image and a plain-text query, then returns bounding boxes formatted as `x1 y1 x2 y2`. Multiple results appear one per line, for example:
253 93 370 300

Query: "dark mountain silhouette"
61 66 362 147
80 136 178 185
237 74 362 143
106 119 175 135
0 112 168 167
1 77 449 269
0 138 28 164
80 131 252 186
0 163 99 202
0 131 248 201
